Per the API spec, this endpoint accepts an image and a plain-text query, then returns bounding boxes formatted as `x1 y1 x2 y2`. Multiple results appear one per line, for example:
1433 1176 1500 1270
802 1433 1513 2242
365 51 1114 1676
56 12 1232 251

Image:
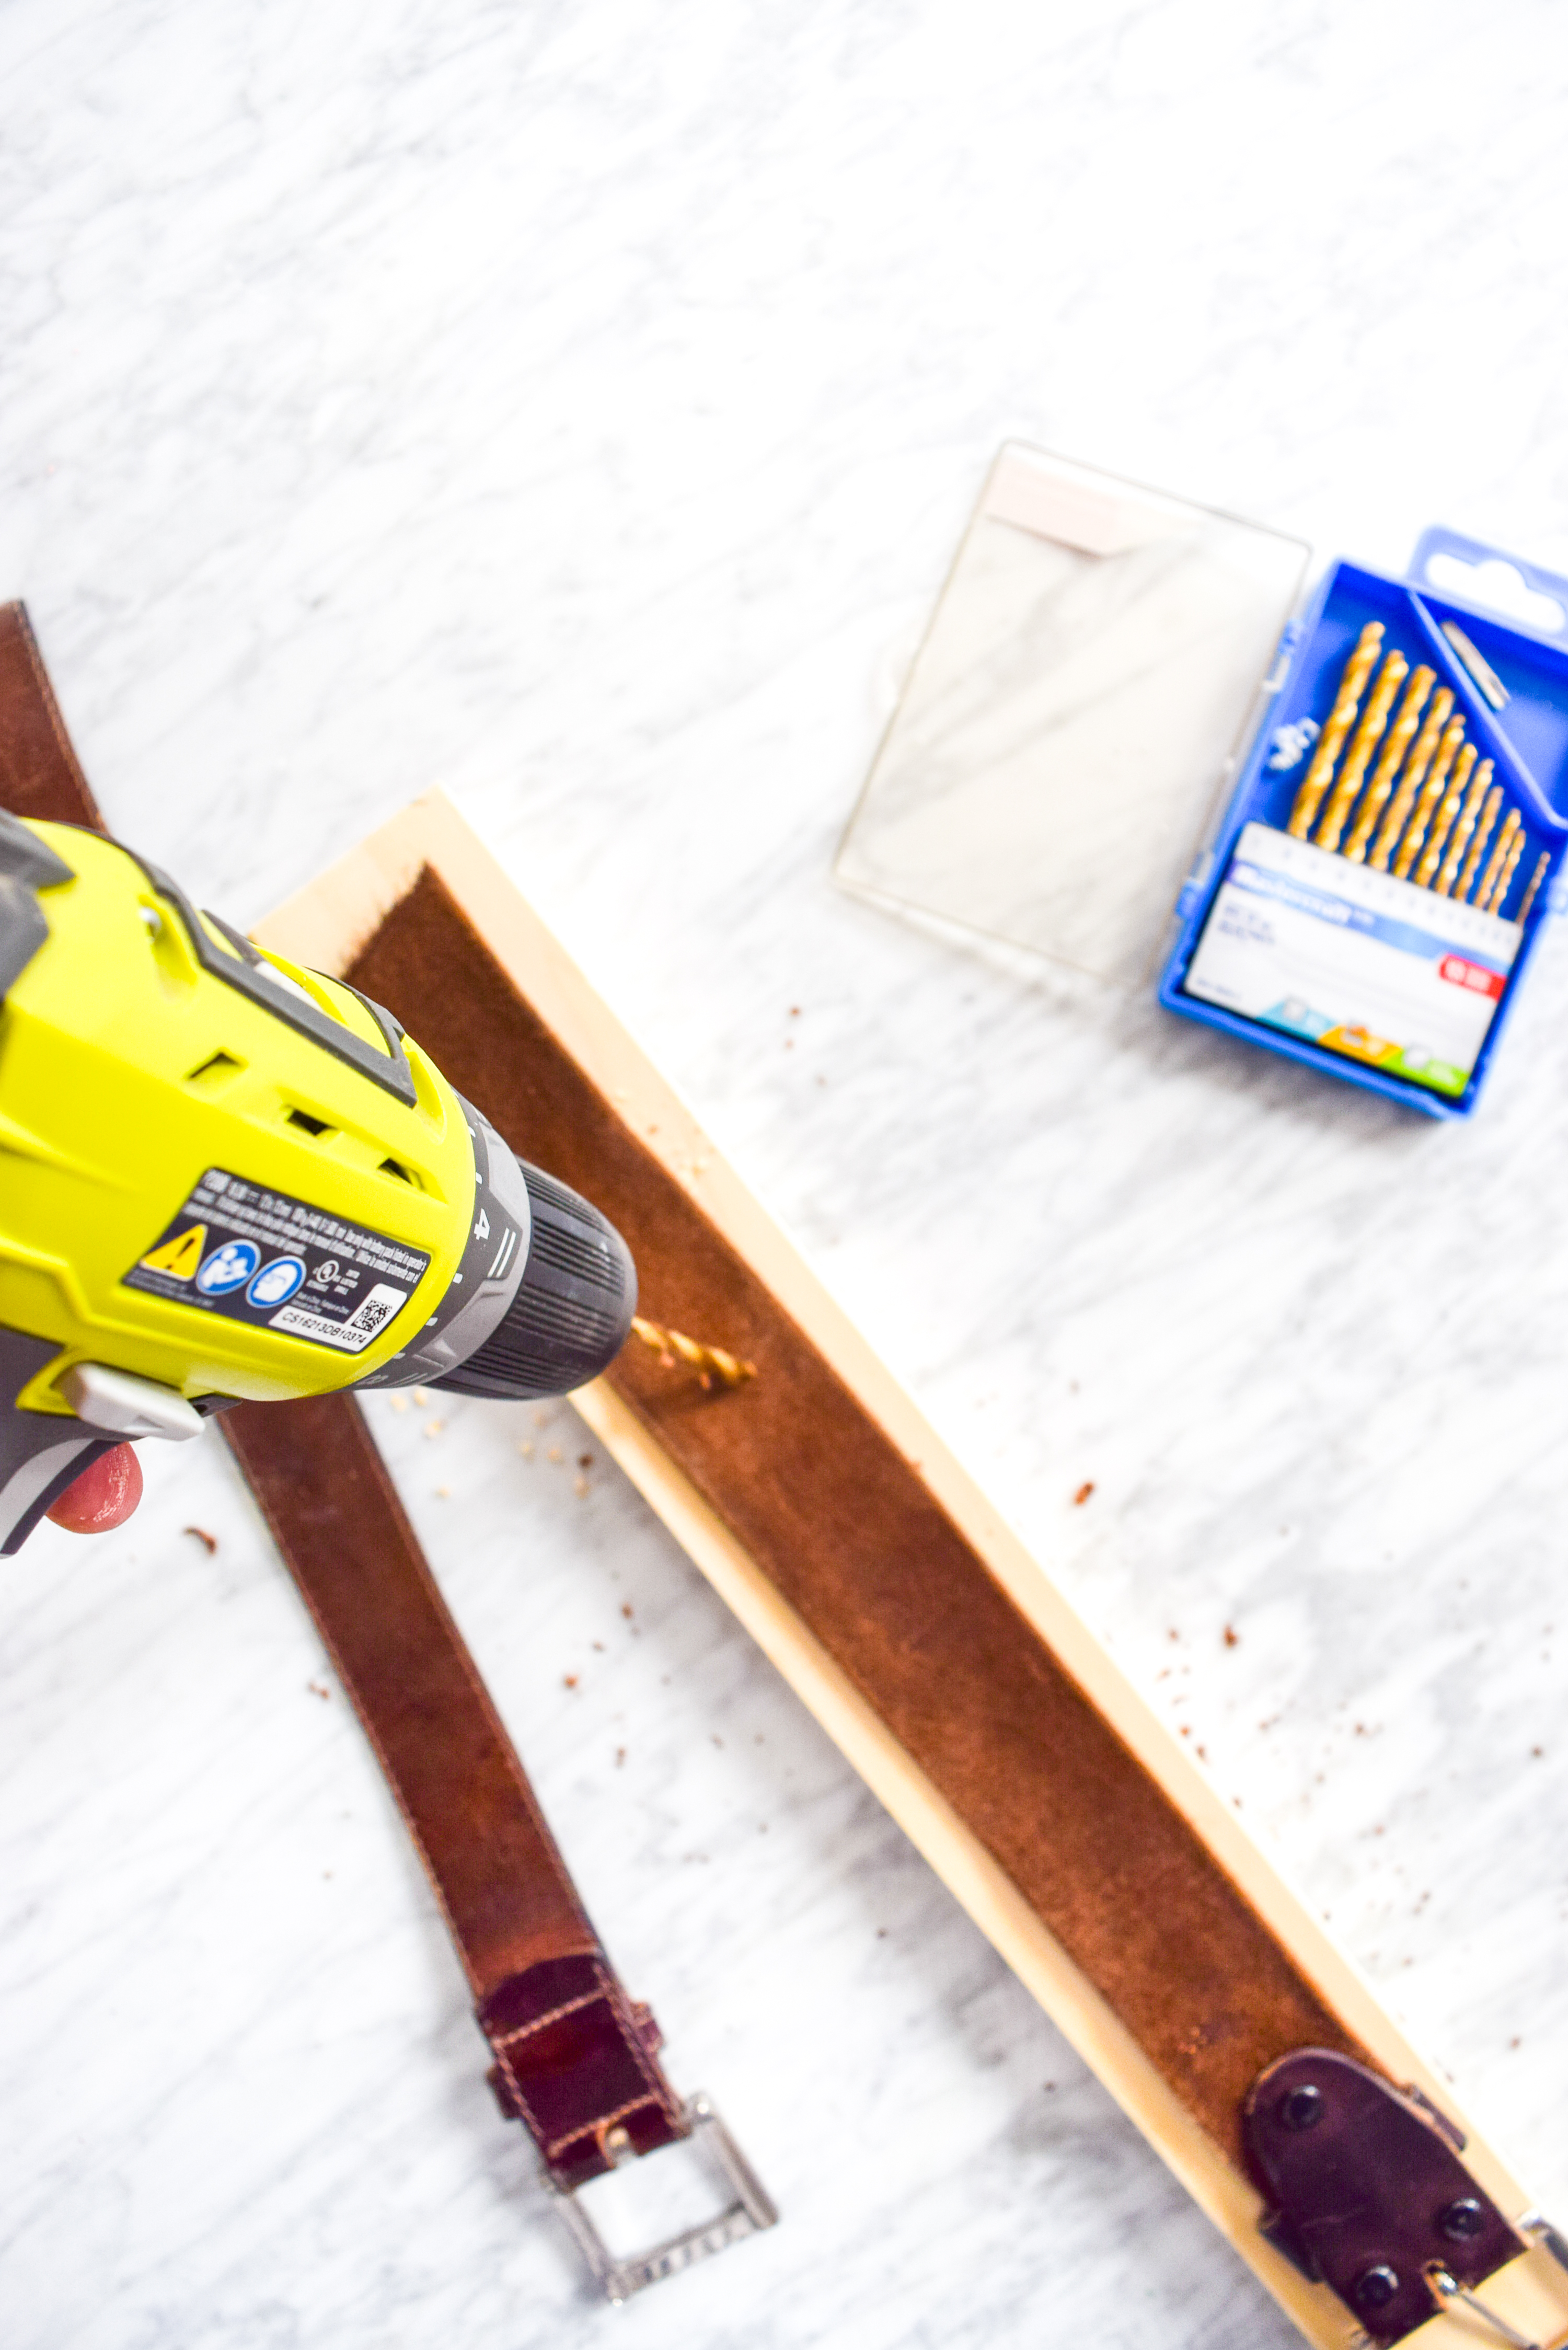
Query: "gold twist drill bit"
1415 740 1478 888
629 1314 756 1390
1457 783 1504 904
1315 649 1408 854
1393 716 1467 880
1434 757 1493 897
1369 686 1454 871
1472 807 1520 913
1288 621 1385 838
1481 814 1525 916
1517 850 1552 924
1343 664 1434 863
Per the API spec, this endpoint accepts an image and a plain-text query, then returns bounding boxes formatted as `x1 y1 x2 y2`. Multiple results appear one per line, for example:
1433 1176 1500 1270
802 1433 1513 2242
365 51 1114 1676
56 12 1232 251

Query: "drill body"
0 813 636 1551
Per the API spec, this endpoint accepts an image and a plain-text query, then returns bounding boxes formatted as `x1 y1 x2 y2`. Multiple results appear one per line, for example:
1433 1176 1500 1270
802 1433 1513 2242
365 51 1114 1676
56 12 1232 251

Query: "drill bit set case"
836 444 1568 1117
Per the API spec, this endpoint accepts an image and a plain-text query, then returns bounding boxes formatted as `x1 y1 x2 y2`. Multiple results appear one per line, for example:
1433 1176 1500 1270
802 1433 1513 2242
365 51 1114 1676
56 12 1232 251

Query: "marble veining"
5 4 1568 2345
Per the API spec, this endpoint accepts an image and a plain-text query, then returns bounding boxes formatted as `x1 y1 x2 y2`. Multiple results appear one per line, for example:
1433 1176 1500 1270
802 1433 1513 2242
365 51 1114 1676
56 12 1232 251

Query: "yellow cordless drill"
0 812 637 1551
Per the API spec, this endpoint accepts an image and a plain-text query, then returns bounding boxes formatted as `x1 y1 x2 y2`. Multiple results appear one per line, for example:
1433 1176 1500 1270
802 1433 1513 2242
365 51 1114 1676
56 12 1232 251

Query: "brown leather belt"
0 602 775 2297
222 1392 689 2185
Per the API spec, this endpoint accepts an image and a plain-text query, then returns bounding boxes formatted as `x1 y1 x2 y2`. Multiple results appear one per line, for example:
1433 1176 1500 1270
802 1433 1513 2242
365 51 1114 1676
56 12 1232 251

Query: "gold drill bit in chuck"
1435 758 1493 897
1517 851 1552 924
1480 813 1524 916
1343 665 1434 863
1288 622 1385 839
629 1315 756 1390
1315 650 1408 854
1393 716 1466 880
1369 687 1454 871
1414 740 1477 888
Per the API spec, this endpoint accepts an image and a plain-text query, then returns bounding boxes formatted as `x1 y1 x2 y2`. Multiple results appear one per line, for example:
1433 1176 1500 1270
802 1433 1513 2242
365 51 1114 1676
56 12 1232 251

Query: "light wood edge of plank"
259 792 1568 2345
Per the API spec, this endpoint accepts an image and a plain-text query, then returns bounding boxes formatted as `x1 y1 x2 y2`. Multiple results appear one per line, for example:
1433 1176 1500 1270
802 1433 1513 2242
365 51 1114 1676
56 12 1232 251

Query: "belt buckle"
543 2092 777 2304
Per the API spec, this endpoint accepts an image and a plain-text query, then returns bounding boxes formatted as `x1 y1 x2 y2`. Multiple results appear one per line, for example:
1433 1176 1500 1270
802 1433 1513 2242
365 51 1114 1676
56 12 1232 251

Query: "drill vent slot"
378 1157 416 1185
285 1107 332 1136
186 1052 243 1087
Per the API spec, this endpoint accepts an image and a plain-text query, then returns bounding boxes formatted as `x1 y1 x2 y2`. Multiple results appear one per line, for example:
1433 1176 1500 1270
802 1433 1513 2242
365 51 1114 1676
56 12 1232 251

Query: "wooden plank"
258 792 1568 2349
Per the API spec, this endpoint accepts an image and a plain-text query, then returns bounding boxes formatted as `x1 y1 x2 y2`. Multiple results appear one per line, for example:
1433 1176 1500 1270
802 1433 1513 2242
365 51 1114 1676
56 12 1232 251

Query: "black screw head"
1278 2083 1324 2131
1354 2265 1401 2313
1439 2197 1487 2243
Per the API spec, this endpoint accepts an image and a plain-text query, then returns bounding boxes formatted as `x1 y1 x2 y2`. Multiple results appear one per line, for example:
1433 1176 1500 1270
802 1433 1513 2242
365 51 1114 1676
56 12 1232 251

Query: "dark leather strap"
0 603 105 831
0 605 685 2188
222 1397 687 2183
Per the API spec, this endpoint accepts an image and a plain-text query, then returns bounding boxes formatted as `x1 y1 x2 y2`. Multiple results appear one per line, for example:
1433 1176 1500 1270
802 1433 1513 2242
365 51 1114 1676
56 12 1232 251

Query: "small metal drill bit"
1456 780 1503 904
1474 809 1521 914
1393 716 1467 879
1370 686 1454 871
1414 740 1478 888
1343 664 1435 863
629 1315 756 1390
1482 815 1526 916
1440 619 1509 710
1517 850 1552 924
1315 649 1408 854
1435 758 1493 897
1288 621 1385 839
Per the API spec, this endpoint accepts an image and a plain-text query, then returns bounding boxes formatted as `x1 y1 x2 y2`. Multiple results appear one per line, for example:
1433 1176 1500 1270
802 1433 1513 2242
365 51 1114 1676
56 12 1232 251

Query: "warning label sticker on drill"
123 1168 431 1354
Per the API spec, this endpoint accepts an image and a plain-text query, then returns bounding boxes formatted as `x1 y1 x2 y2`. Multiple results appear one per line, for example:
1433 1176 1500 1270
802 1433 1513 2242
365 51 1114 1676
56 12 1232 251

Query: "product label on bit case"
1184 823 1520 1096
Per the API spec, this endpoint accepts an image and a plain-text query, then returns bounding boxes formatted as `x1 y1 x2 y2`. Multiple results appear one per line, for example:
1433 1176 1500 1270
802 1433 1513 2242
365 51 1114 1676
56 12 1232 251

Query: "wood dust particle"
621 1603 633 1619
563 1675 579 1689
517 1441 534 1459
573 1476 589 1497
413 1389 430 1407
1073 1481 1095 1506
615 1747 626 1767
423 1419 443 1439
547 1446 564 1465
1180 1724 1191 1737
712 1734 724 1748
183 1526 217 1554
308 1681 330 1701
389 1395 409 1413
578 1454 593 1469
436 1485 450 1499
1224 1626 1239 1648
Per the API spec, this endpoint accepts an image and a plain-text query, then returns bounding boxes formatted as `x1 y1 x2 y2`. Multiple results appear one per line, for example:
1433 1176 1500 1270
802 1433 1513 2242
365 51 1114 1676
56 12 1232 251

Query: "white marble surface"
6 4 1568 2344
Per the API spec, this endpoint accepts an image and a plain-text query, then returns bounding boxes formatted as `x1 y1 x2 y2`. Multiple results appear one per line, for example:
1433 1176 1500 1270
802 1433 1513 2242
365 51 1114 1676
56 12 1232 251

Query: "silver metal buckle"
542 2093 777 2304
1425 2264 1540 2349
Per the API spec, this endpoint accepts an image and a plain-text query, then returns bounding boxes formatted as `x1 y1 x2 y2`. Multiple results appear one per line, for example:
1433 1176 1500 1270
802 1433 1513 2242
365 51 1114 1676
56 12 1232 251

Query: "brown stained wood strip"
349 867 1369 2161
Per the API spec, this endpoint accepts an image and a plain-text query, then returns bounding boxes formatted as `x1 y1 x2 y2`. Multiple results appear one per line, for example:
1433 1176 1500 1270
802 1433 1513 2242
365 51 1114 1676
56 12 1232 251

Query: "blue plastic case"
1158 530 1568 1117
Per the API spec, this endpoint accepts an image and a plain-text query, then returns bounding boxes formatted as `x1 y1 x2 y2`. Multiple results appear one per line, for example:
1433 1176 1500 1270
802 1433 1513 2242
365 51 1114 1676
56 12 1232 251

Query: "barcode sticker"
269 1282 412 1354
